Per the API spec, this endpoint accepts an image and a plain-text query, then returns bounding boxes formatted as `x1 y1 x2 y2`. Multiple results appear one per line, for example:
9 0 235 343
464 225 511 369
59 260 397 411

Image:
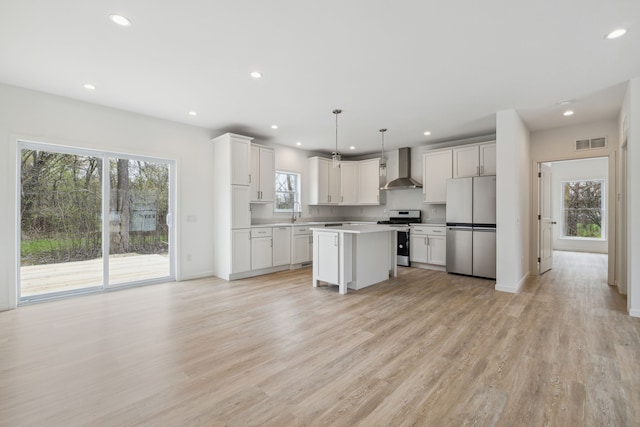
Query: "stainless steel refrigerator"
445 176 496 279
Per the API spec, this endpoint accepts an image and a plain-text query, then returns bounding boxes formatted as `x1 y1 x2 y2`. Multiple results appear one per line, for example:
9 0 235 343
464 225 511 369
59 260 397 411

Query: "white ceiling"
1 1 638 155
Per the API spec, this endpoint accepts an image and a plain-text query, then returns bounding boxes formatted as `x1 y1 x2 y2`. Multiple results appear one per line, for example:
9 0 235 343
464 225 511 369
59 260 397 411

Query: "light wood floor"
1 251 638 426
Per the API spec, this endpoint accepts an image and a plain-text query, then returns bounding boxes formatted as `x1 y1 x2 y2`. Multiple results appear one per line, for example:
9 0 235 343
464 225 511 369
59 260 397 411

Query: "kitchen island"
310 224 398 294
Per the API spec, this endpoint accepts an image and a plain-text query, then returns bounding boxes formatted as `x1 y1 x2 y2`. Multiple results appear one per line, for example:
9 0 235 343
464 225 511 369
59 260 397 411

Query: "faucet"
291 201 301 223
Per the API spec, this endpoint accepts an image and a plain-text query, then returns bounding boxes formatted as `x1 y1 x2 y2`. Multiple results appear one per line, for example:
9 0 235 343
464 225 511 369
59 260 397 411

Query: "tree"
110 159 130 253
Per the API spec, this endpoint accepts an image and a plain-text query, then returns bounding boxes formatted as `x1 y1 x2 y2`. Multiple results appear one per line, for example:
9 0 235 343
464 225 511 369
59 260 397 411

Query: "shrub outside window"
561 179 605 239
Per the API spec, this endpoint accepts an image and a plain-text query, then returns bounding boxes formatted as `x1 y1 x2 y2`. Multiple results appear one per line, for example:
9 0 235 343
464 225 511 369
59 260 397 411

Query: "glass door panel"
20 148 103 298
108 158 171 286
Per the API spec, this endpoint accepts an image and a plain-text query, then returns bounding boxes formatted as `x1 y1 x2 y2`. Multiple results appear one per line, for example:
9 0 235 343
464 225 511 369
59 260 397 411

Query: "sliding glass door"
19 142 175 302
108 157 171 287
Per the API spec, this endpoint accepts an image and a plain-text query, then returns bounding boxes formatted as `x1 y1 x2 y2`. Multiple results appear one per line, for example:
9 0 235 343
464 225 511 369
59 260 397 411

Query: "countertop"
251 221 375 228
309 224 398 234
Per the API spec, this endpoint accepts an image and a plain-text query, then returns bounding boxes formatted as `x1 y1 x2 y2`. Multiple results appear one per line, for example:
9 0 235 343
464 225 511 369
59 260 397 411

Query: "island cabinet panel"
423 149 452 204
272 227 291 266
314 231 339 284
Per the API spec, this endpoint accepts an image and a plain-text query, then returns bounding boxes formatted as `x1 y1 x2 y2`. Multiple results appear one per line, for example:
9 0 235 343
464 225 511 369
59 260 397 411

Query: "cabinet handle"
328 195 331 202
309 236 312 243
341 195 344 202
249 174 252 183
476 166 479 176
480 165 484 175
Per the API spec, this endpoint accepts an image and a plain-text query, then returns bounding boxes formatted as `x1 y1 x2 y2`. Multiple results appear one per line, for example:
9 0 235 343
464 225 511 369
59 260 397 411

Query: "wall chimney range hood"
382 147 422 190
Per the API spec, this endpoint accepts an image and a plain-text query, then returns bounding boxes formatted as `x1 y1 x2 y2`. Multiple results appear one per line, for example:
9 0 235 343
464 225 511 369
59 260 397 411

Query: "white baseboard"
177 270 216 282
629 308 640 318
495 272 529 294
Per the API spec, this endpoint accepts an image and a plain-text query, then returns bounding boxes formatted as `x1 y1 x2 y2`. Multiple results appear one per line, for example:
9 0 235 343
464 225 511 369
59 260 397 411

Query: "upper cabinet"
340 161 359 205
250 145 275 203
423 149 453 204
452 141 496 178
308 157 341 205
230 136 252 186
358 158 381 205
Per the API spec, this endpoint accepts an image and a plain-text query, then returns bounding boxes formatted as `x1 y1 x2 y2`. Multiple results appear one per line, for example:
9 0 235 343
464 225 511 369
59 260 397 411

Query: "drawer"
292 226 312 235
251 227 273 238
412 225 446 236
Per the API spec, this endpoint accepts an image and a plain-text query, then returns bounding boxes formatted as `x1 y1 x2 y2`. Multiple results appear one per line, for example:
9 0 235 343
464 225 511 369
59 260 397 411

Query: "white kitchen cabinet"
423 149 452 203
292 226 313 264
313 231 339 284
340 161 359 205
358 158 381 205
410 234 429 263
308 157 340 204
272 227 291 266
479 142 496 176
251 228 273 270
250 145 275 203
231 185 251 229
232 229 251 274
231 137 251 186
452 142 496 178
427 235 446 265
410 225 446 267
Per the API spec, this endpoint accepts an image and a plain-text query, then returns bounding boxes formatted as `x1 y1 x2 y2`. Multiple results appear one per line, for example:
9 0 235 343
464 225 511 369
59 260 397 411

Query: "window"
562 179 605 239
275 171 301 212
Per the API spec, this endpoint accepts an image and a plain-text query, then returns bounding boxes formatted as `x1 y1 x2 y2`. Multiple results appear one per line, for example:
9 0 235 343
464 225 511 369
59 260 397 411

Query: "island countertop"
309 224 398 234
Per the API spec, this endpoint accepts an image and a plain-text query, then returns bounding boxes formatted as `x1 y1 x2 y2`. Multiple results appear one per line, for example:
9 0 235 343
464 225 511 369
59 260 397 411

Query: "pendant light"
331 109 342 168
379 128 387 177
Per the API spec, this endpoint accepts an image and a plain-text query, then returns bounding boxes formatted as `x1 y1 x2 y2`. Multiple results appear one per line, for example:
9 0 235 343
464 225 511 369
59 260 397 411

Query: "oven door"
397 230 410 266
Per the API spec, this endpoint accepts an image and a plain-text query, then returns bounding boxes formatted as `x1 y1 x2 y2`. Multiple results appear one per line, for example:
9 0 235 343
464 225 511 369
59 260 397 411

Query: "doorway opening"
18 141 175 303
537 156 609 282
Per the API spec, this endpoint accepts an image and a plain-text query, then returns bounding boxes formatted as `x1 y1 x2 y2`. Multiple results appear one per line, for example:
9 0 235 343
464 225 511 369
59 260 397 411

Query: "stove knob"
399 244 404 249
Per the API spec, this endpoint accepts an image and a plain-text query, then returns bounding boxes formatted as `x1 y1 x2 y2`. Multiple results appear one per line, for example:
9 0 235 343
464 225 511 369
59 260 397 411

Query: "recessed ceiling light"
563 110 574 117
424 131 431 136
83 83 96 90
271 125 278 129
250 71 263 79
349 146 356 150
295 141 302 146
605 28 627 39
188 111 197 116
109 14 132 27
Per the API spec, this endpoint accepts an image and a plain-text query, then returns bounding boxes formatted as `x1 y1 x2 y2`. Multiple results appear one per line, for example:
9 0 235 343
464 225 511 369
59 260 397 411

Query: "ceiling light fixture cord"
332 109 342 168
379 128 387 177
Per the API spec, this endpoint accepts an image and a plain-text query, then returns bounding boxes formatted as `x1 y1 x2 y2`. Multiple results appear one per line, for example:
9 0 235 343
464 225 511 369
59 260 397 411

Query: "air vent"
575 137 607 151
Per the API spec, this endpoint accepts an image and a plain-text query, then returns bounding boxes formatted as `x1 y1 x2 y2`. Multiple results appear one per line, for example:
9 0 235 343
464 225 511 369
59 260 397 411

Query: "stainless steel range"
377 210 422 266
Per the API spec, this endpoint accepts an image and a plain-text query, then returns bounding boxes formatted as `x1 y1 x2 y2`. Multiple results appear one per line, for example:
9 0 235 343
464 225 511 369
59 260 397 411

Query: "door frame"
533 154 614 284
16 139 176 303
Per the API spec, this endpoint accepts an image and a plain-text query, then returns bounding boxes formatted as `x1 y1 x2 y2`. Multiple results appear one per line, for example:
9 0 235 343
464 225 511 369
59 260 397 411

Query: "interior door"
539 163 553 274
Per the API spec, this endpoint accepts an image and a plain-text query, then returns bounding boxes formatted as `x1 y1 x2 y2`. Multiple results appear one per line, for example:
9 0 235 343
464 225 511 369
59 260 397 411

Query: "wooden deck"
20 254 170 296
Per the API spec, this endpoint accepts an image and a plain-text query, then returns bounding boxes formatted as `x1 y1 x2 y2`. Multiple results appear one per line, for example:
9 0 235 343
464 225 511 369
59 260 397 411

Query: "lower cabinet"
272 227 291 266
313 231 339 284
232 229 251 274
410 226 446 267
251 228 273 270
292 226 313 264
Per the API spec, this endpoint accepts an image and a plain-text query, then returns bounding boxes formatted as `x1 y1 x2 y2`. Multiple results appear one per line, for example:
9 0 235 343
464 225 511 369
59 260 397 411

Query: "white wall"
496 110 531 293
626 77 640 317
529 119 618 283
550 158 608 253
0 83 215 311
